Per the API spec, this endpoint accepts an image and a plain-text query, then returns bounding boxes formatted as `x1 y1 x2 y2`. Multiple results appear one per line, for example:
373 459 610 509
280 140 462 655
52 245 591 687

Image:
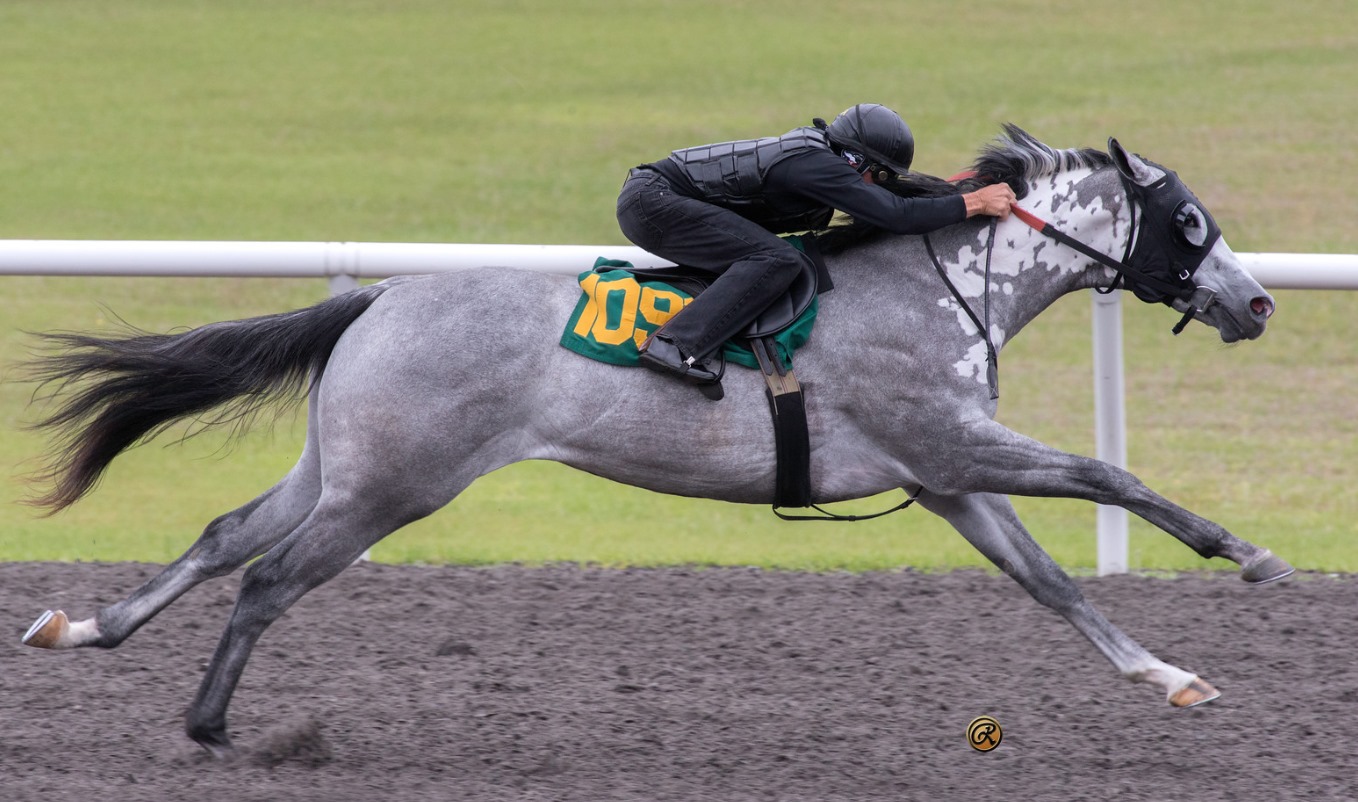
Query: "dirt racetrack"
2 561 1354 801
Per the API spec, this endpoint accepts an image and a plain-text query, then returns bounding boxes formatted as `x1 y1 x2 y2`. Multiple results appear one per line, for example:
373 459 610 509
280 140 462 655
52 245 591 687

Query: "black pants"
616 168 813 362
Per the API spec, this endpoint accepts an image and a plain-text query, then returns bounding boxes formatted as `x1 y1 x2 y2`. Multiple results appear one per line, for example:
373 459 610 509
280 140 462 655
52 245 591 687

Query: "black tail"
23 283 391 512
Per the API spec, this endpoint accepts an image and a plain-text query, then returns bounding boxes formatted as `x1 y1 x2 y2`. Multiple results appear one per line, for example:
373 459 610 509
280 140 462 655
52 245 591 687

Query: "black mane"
816 124 1111 253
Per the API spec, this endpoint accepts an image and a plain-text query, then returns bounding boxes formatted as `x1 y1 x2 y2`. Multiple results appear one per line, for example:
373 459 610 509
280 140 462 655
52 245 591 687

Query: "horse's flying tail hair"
23 283 392 513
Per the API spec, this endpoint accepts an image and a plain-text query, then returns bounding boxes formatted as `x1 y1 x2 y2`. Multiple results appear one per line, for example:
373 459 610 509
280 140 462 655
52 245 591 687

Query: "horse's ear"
1108 137 1160 186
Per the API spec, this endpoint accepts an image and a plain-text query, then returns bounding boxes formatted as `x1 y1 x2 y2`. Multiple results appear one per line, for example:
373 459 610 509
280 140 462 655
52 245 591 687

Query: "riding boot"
638 331 725 401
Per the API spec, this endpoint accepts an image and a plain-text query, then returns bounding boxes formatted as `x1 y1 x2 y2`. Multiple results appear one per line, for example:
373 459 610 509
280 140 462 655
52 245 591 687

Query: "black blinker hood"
1120 163 1223 305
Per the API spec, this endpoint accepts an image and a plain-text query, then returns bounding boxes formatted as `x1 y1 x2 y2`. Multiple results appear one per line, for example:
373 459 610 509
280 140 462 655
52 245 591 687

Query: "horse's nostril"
1251 297 1275 318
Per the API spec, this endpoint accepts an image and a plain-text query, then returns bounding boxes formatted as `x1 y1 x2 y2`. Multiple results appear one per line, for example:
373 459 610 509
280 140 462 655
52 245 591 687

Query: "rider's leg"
616 169 811 364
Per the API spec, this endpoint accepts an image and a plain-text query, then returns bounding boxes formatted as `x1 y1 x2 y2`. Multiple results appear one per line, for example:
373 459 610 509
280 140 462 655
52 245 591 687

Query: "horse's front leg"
926 421 1293 583
916 491 1219 707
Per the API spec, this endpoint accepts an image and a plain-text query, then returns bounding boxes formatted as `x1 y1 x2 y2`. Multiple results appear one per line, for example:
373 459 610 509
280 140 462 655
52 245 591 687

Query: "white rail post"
326 241 360 295
1091 289 1129 575
328 274 360 295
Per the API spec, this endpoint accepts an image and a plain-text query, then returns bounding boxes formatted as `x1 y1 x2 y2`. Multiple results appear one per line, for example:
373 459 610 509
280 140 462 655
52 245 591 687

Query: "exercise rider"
616 103 1016 399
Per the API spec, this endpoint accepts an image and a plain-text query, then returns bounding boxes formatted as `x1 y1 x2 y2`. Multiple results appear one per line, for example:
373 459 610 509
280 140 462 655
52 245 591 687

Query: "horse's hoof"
1168 677 1220 708
22 610 69 649
191 734 237 762
1241 550 1294 584
197 739 238 762
188 717 237 761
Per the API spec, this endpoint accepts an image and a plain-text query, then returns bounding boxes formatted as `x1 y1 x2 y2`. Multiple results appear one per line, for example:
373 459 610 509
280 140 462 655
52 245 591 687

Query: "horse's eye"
1173 202 1208 248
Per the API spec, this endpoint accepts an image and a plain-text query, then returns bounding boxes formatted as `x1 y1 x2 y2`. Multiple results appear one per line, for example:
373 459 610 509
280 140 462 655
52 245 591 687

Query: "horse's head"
1108 139 1274 343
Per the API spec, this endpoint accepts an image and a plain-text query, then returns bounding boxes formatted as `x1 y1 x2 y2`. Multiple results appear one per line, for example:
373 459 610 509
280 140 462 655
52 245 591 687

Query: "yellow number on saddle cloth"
563 269 691 364
560 261 818 370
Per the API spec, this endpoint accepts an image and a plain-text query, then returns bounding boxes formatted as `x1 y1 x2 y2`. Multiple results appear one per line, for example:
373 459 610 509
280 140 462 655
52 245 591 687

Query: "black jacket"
650 127 965 235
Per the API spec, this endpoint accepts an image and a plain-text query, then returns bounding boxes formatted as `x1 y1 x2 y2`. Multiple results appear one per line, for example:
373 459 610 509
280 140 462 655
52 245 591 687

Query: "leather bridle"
1009 168 1221 335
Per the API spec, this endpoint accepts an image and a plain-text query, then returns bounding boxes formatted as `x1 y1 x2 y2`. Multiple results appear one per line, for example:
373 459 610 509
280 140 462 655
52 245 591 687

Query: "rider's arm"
767 150 966 235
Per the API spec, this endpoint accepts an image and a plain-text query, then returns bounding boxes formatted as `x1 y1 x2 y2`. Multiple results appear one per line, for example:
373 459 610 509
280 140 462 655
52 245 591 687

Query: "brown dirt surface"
2 561 1354 801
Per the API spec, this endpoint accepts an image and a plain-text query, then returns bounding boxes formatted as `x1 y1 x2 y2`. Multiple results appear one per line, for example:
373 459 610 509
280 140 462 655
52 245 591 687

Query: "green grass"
2 0 1356 571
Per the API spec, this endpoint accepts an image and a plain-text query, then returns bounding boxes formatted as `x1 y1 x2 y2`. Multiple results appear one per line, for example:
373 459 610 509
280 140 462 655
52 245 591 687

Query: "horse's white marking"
953 340 990 381
937 297 978 337
942 167 1129 385
1125 656 1199 700
64 616 99 647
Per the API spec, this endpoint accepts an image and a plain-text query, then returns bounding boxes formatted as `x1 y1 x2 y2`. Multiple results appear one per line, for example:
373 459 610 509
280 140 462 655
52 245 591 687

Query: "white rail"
3 241 1356 574
2 241 1352 287
0 240 671 283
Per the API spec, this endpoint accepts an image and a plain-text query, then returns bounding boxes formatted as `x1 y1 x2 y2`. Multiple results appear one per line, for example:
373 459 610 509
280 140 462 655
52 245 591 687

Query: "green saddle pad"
559 258 817 371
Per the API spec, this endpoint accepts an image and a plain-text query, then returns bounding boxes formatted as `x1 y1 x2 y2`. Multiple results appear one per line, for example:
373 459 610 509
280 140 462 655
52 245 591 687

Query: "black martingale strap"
1094 195 1137 295
923 229 1000 400
981 218 999 397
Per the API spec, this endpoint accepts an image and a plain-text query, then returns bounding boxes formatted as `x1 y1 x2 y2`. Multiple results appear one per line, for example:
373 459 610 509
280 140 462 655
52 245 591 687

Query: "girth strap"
751 335 811 508
750 334 922 521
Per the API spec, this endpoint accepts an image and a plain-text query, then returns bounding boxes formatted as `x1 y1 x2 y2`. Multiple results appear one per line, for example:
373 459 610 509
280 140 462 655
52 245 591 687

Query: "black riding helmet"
819 103 916 176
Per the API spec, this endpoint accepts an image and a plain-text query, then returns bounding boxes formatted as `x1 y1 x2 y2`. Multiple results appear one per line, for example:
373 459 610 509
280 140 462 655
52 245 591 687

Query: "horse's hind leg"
184 487 427 758
23 398 326 651
917 491 1219 707
23 471 321 650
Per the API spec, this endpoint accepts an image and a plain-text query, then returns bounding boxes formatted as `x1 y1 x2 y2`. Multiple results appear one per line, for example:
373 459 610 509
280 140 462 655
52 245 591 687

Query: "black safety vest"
667 126 836 232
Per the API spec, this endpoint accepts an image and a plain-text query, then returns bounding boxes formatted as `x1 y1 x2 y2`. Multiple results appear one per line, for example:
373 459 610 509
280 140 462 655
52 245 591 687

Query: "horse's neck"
827 166 1128 356
969 167 1129 345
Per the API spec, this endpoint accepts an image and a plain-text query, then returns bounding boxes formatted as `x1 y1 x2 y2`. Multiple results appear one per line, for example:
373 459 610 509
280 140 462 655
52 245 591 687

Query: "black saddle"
616 235 831 340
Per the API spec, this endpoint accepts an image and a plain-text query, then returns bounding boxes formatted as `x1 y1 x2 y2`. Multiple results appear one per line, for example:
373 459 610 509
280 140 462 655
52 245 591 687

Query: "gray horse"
21 127 1292 758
